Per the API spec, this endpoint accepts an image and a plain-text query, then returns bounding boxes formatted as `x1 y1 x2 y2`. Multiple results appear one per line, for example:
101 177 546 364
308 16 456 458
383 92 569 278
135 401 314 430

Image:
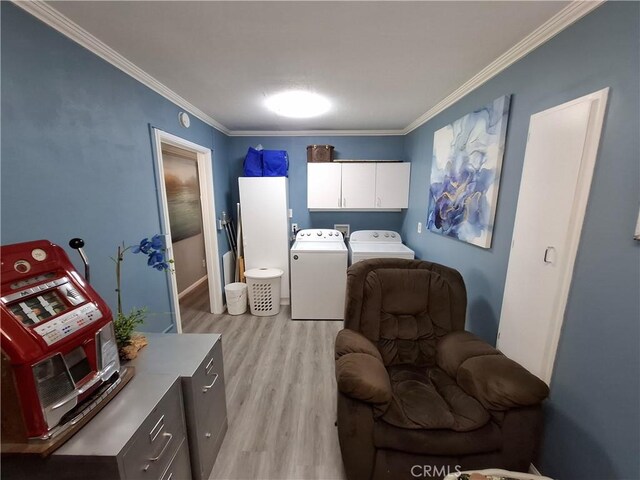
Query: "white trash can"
244 268 283 317
225 282 247 315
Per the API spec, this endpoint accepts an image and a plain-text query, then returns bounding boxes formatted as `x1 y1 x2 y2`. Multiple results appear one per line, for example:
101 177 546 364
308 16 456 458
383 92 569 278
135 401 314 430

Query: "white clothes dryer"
348 230 415 265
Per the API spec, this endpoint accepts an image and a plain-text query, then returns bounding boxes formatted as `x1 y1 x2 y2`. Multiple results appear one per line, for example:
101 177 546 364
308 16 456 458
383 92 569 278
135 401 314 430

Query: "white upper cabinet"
375 162 411 209
341 163 377 209
307 163 342 209
307 162 411 210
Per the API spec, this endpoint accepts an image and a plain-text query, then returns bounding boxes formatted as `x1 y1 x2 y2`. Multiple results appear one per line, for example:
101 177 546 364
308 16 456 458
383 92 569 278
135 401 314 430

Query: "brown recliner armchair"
335 259 550 480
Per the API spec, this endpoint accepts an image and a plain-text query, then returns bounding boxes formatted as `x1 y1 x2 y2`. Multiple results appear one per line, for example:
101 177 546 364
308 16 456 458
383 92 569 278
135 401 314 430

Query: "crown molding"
12 0 231 136
228 129 404 137
14 0 604 138
402 0 606 135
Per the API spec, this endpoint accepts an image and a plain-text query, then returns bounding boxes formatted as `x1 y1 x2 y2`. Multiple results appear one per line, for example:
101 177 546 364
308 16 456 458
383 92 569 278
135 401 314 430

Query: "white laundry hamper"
244 268 283 316
225 282 247 315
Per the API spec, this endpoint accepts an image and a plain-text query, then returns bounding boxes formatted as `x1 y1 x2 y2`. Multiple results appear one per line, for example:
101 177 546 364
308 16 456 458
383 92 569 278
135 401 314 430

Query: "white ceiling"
47 1 569 133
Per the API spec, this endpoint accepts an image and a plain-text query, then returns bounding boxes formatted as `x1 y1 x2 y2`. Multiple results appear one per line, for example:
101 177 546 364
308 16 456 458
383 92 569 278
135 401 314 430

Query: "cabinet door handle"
376 197 381 207
202 373 219 393
543 246 556 264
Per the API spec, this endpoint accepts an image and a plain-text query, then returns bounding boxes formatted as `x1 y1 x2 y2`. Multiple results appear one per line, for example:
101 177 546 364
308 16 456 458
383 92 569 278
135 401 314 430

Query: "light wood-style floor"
181 284 347 480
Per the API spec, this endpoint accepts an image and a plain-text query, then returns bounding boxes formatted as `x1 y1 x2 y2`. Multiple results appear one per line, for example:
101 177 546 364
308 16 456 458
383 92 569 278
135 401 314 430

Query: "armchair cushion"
380 365 490 432
457 355 550 411
336 353 392 405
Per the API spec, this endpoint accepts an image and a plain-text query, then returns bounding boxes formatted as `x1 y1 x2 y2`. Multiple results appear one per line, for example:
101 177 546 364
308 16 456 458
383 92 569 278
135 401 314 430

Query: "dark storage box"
307 145 334 163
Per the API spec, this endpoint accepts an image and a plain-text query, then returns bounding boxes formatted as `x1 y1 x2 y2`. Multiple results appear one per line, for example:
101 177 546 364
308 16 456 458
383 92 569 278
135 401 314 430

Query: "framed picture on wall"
427 95 511 249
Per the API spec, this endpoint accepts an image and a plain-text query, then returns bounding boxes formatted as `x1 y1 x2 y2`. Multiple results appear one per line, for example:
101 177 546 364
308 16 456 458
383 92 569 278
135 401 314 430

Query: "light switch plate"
417 222 422 234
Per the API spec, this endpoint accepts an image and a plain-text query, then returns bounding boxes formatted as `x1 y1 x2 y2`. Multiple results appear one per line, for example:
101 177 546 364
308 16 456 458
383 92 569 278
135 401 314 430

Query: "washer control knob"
384 233 389 237
317 231 322 236
391 233 396 238
293 255 299 260
372 232 379 238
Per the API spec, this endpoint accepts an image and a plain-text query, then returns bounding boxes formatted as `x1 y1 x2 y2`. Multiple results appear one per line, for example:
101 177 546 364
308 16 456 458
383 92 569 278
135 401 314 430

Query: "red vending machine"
1 239 128 448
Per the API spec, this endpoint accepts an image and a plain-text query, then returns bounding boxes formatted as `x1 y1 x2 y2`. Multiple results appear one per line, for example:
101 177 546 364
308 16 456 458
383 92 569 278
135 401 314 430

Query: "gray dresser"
2 334 227 480
129 333 228 480
3 373 192 480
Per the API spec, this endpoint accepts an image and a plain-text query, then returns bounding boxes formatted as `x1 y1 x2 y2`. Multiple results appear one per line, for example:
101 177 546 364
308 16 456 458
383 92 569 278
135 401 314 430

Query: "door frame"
498 87 609 383
153 128 224 333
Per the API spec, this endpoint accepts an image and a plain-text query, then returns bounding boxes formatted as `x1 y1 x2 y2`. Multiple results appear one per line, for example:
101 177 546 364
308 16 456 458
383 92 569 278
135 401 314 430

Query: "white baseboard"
178 275 208 299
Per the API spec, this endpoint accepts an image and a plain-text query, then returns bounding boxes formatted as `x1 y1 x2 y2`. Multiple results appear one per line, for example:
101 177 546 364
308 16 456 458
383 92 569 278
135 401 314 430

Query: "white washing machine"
348 230 415 265
290 229 348 320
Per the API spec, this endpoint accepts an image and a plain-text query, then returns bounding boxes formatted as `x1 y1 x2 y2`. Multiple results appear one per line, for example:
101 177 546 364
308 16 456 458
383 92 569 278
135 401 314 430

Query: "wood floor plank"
180 288 346 480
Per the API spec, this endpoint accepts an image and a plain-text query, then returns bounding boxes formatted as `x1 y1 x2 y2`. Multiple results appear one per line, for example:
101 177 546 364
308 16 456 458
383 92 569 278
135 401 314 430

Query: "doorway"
153 129 224 333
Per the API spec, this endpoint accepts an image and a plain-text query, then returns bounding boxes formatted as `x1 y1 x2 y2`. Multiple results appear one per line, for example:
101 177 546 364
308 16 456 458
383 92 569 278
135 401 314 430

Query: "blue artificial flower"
146 251 162 266
150 234 163 249
133 237 153 255
128 234 171 272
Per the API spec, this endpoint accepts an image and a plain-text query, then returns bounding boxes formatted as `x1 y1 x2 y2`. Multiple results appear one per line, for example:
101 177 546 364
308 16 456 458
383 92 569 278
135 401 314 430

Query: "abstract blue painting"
427 95 511 248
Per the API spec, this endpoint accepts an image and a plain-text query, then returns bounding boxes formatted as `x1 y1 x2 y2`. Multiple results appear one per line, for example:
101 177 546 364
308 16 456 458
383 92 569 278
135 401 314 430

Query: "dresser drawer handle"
148 432 173 463
205 357 214 373
149 415 165 442
202 373 219 393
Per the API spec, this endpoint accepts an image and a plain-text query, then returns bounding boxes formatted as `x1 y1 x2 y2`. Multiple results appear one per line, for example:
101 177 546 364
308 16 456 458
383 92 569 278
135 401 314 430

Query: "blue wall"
1 3 231 332
229 136 405 235
400 3 639 478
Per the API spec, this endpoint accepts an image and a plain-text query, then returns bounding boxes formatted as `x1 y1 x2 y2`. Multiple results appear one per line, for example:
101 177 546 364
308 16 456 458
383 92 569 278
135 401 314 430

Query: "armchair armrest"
436 331 549 410
335 329 391 405
335 328 383 362
457 355 549 410
335 353 392 405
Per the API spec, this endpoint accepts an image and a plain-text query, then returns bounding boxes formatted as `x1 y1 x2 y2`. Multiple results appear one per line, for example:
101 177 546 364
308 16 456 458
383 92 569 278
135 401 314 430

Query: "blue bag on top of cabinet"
262 150 289 177
243 147 263 176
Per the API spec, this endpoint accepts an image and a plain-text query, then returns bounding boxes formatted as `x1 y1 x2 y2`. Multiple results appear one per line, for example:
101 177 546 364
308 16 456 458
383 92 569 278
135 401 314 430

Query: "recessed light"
265 90 330 118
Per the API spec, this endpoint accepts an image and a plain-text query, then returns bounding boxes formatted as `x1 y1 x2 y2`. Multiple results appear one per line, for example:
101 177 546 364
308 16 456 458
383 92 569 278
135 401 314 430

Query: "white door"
497 89 609 384
375 163 411 209
307 163 342 209
342 163 376 209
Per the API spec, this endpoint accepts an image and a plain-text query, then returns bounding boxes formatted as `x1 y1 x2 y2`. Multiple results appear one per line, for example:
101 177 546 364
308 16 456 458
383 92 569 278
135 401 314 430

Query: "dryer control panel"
349 230 403 243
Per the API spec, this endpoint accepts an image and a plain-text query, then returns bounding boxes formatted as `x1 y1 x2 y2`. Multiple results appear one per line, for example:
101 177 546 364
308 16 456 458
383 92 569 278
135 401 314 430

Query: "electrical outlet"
292 223 298 233
202 259 206 268
417 222 423 234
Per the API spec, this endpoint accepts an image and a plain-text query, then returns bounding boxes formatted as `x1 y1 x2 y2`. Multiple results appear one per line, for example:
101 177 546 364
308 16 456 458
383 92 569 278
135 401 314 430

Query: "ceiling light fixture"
265 90 330 118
